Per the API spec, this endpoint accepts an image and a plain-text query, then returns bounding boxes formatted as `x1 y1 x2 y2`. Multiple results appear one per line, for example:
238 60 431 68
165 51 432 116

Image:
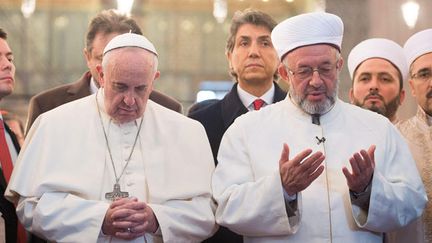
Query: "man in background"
188 9 286 243
0 27 27 243
189 9 286 165
347 38 407 123
25 9 181 134
390 28 432 243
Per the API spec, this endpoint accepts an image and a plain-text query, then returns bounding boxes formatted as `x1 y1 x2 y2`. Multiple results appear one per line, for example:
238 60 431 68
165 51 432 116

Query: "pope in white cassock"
212 12 427 243
5 33 217 242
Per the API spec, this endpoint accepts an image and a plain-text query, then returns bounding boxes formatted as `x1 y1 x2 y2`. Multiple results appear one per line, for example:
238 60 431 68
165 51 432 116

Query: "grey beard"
290 82 338 115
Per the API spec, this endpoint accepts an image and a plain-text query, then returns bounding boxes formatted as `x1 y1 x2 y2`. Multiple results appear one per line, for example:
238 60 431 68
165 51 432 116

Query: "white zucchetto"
404 28 432 67
271 12 344 61
348 38 408 82
103 33 158 56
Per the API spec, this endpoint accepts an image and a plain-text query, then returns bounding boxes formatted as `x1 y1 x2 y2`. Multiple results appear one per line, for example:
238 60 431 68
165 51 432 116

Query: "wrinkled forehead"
104 47 157 69
411 52 432 71
284 44 339 65
236 24 272 37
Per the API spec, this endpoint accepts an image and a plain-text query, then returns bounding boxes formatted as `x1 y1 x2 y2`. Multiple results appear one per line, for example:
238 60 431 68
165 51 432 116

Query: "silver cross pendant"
105 183 129 201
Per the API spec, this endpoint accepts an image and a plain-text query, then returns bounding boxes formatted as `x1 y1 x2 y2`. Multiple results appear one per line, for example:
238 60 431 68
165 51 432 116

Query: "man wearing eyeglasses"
347 38 407 124
212 12 426 243
391 28 432 243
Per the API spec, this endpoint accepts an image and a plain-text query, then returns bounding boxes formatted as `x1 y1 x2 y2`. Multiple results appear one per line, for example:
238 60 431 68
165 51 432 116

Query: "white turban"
347 38 408 82
404 28 432 67
271 12 344 60
103 33 158 56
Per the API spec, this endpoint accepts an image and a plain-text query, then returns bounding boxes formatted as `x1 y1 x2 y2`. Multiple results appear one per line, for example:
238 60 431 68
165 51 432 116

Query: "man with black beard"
348 38 408 123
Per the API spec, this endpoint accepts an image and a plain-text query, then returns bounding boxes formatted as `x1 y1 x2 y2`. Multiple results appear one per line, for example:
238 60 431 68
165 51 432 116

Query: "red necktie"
0 119 13 183
0 119 27 243
253 99 265 110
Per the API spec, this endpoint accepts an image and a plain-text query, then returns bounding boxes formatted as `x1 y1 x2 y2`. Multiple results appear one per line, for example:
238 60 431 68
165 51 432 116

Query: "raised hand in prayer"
342 145 376 193
279 143 325 195
102 197 159 240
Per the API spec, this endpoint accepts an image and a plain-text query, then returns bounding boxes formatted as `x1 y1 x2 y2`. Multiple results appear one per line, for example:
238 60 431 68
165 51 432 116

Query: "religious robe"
5 91 217 243
213 97 427 243
386 106 432 243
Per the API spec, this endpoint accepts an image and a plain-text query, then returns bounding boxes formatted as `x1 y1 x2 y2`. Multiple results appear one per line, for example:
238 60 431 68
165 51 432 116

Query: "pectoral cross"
105 183 129 201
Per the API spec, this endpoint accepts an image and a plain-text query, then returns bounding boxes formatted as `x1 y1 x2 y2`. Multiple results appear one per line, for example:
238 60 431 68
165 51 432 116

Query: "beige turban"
404 28 432 67
271 12 344 60
348 38 408 82
103 33 158 56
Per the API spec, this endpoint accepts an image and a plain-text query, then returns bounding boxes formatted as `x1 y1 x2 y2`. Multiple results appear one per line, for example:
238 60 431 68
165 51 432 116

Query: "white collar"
237 83 275 111
90 77 99 94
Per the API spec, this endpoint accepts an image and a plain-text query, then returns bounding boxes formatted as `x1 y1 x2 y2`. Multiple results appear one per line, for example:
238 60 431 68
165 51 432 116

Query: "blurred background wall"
0 0 430 126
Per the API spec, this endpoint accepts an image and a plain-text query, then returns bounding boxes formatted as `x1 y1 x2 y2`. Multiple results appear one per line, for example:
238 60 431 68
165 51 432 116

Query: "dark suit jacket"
188 82 287 243
25 71 183 133
0 122 20 243
189 82 287 164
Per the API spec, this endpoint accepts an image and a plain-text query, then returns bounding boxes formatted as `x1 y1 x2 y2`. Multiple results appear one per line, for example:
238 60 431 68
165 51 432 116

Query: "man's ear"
408 79 417 97
337 56 344 71
348 88 354 103
154 71 160 81
278 63 289 81
96 65 105 87
226 51 233 72
278 63 292 88
399 89 406 105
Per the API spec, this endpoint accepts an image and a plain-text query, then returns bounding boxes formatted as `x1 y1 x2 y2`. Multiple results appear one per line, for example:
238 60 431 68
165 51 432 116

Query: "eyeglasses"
287 63 338 81
412 67 432 82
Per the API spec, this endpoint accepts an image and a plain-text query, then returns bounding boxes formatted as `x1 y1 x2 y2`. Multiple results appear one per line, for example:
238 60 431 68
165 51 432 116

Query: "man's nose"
123 92 136 106
368 77 380 92
309 70 323 87
248 42 260 58
0 56 12 71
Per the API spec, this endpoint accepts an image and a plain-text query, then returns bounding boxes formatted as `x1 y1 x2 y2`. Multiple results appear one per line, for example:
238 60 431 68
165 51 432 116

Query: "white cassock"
5 90 217 243
213 97 427 243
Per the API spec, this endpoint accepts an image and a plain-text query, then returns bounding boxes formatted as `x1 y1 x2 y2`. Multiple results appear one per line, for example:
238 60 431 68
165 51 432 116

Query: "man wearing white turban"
5 33 217 242
347 38 407 123
212 12 426 243
391 28 432 243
